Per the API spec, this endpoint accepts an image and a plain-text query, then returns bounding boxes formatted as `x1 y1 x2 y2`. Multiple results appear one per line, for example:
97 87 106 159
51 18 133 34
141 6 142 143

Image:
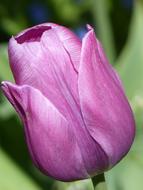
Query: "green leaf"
0 44 14 82
0 44 15 118
106 1 143 190
115 0 143 129
106 147 143 190
92 0 116 63
1 18 25 35
0 148 42 190
0 95 15 119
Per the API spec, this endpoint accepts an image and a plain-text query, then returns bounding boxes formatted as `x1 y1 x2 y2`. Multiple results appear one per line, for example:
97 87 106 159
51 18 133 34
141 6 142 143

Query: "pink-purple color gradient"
1 23 135 181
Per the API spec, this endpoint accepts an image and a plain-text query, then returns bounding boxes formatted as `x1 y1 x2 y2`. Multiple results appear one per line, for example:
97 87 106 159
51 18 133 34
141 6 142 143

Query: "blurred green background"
0 0 143 190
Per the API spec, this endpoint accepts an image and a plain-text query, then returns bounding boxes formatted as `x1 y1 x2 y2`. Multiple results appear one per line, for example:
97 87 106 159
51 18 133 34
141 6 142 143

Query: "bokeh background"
0 0 143 189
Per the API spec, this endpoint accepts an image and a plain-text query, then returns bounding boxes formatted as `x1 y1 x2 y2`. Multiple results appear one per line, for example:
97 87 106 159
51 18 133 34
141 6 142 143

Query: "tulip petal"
47 23 81 71
78 29 135 166
86 25 124 89
8 24 80 122
12 23 81 71
1 81 109 178
1 81 88 181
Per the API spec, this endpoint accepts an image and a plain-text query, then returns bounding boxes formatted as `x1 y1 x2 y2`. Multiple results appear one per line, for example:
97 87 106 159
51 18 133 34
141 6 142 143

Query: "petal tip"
1 81 10 91
86 24 94 31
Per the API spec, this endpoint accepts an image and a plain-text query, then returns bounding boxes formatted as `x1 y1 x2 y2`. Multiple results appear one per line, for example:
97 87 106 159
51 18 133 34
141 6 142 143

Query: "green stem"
92 173 107 190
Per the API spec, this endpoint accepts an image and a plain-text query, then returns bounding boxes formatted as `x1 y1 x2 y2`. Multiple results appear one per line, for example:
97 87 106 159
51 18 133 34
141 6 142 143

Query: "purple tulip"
1 23 135 182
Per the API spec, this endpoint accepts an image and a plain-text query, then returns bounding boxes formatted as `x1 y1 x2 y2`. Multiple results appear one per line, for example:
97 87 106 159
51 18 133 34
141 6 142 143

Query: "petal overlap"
1 81 88 181
8 24 81 122
1 23 135 181
78 29 135 165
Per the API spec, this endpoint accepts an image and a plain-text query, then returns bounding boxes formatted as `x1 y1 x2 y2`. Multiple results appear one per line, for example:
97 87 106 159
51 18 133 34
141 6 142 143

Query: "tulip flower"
1 23 135 182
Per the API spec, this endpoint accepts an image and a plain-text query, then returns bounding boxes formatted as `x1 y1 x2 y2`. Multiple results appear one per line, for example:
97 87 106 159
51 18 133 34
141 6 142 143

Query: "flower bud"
1 23 135 182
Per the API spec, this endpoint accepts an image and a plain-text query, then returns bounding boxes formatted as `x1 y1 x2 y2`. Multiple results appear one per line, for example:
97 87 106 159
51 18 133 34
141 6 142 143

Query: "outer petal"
86 25 123 89
1 81 109 178
13 23 81 71
8 24 81 122
78 29 135 166
48 23 81 71
1 81 88 181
